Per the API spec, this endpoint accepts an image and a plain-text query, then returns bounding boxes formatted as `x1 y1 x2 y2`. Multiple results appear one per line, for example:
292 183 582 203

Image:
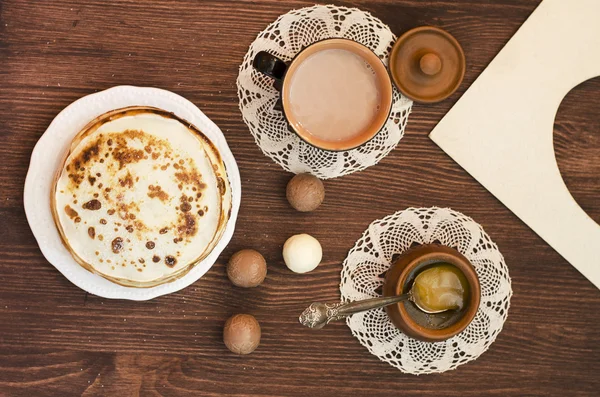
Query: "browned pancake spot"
119 171 134 188
174 168 206 193
165 256 177 268
134 220 147 232
217 177 226 196
82 199 102 210
147 185 169 201
177 213 197 238
68 140 102 185
111 237 124 254
112 147 144 170
64 205 79 219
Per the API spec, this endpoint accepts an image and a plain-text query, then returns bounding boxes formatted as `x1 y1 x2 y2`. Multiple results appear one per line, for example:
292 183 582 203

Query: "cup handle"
253 51 288 81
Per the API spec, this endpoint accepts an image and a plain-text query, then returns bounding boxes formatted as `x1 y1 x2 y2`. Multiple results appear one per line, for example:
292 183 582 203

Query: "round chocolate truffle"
223 314 261 355
227 249 267 288
286 173 325 212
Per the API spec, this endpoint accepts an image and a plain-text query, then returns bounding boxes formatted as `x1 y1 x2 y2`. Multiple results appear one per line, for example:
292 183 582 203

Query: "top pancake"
52 107 231 287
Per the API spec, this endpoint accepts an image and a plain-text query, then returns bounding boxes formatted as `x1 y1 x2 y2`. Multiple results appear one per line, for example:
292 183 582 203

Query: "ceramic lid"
389 26 466 103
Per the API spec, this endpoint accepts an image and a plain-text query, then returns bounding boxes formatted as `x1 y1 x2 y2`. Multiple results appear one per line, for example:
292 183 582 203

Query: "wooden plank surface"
1 0 599 395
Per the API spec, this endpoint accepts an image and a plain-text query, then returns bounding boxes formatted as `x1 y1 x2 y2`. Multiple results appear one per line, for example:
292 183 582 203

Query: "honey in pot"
412 263 470 313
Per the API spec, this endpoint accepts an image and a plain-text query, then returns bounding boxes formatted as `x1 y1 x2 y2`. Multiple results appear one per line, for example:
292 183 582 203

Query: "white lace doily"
237 5 413 179
340 207 512 374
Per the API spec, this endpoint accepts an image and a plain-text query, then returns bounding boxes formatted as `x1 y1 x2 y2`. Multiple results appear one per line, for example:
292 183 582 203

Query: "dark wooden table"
1 0 599 396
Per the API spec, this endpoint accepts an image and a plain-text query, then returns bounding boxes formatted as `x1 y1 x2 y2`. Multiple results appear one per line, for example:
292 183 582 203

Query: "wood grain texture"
1 0 599 396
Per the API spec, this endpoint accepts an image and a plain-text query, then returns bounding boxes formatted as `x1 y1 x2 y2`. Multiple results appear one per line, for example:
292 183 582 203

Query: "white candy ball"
283 234 322 273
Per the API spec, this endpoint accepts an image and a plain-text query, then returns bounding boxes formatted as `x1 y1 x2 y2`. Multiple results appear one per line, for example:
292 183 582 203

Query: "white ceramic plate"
24 86 241 300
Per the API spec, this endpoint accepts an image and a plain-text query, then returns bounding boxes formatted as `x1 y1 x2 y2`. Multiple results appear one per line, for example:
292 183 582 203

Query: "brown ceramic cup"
383 244 480 342
252 39 393 151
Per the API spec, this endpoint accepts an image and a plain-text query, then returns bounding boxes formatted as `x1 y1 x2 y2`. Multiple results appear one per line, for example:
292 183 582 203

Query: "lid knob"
419 53 442 76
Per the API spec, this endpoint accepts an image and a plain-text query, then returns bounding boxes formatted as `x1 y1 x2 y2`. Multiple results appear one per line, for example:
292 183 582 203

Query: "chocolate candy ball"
227 249 267 288
286 173 325 212
223 314 261 355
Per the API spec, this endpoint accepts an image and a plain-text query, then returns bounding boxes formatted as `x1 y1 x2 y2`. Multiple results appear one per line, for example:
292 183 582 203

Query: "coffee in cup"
253 39 393 151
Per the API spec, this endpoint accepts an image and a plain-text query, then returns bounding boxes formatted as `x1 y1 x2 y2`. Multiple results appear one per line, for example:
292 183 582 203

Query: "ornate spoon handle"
299 294 411 329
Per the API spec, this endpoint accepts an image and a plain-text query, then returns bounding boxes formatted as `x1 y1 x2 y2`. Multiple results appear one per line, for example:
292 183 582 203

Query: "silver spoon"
299 272 447 329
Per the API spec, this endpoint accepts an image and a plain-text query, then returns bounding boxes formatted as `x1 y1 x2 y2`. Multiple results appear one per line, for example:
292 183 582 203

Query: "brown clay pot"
383 244 480 342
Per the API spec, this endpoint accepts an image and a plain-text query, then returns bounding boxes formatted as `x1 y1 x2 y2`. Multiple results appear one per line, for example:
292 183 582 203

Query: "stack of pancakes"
52 107 231 287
